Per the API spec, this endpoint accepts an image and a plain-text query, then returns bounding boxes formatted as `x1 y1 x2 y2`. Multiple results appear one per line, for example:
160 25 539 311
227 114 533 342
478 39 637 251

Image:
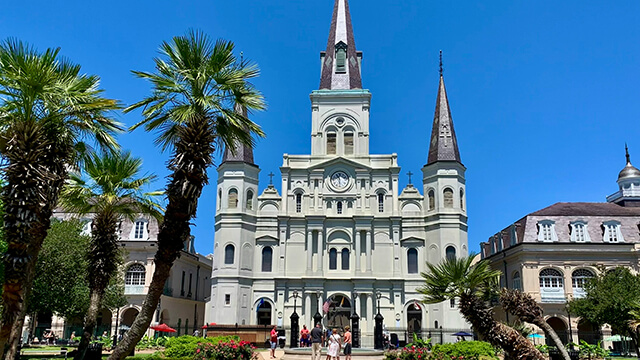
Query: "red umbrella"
150 323 176 333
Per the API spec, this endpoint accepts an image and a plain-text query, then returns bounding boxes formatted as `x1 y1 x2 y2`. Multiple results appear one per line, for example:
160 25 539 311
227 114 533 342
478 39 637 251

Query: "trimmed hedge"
431 341 498 360
163 335 240 358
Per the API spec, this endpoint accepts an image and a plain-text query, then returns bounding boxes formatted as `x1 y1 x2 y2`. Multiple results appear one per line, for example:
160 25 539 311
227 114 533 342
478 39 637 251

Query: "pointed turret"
427 52 461 165
222 104 254 164
319 0 362 90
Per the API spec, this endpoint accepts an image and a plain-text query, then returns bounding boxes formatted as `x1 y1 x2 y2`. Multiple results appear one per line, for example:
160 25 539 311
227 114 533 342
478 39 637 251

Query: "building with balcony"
29 212 212 341
480 148 640 346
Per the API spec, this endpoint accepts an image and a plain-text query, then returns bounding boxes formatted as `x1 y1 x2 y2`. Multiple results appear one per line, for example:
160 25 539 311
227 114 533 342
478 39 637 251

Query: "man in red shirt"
300 325 310 347
270 326 278 359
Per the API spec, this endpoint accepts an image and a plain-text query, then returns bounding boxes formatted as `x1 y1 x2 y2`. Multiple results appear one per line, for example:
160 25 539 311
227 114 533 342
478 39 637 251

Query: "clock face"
331 171 349 189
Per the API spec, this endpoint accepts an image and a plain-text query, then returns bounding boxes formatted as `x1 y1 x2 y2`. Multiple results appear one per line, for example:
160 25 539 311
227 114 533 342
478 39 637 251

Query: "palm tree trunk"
500 289 571 360
459 294 545 360
109 122 214 360
75 291 105 360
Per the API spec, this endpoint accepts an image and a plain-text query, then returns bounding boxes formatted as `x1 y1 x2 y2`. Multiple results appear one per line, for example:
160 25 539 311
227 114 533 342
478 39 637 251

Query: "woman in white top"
327 328 342 360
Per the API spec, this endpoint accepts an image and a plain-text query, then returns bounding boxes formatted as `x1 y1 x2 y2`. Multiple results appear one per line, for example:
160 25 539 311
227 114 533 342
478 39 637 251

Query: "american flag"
322 297 332 314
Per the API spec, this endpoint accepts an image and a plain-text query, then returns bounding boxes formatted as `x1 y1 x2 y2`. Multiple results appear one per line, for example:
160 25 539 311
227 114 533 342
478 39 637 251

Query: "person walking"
343 326 352 360
310 323 324 360
270 326 278 359
327 328 341 360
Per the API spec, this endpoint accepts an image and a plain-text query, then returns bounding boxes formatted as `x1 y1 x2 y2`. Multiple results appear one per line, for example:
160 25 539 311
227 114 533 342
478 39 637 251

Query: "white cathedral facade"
206 0 470 345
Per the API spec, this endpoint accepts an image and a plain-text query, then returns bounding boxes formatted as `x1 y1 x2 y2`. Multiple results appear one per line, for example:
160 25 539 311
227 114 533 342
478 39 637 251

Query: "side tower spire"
222 104 254 164
427 51 461 165
319 0 362 90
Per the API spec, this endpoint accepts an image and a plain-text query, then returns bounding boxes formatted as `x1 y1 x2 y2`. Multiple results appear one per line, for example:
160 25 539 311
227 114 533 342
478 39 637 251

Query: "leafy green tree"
568 267 640 354
60 150 162 360
109 30 265 360
418 255 544 360
0 39 123 358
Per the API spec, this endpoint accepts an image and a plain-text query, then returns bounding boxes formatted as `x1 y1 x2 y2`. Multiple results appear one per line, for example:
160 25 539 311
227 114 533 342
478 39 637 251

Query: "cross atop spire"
319 0 363 90
427 53 462 165
626 143 631 164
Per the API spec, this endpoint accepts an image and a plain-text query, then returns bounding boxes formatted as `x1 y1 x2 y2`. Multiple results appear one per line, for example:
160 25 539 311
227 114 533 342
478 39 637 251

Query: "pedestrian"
327 328 341 360
300 325 310 347
310 323 324 360
343 326 352 360
270 326 278 359
69 331 76 342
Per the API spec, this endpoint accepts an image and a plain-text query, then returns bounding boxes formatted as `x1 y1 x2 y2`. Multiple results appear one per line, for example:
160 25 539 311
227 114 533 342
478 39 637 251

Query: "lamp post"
290 290 300 348
313 290 323 327
350 290 360 348
374 291 384 350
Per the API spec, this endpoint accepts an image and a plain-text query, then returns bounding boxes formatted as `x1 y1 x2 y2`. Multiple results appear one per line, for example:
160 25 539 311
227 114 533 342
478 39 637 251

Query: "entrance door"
327 295 351 329
257 301 272 325
407 304 422 339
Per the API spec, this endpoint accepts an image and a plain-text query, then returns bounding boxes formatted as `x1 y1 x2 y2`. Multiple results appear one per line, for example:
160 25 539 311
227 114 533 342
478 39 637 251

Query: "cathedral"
207 0 470 346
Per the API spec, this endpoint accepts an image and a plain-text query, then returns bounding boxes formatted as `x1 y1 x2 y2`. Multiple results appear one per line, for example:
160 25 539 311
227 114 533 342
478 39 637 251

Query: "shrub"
164 335 240 358
384 346 430 360
431 341 498 360
194 339 255 360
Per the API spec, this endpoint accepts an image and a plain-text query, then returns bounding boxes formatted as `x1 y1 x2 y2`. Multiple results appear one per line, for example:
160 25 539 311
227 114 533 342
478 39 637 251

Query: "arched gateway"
326 294 351 329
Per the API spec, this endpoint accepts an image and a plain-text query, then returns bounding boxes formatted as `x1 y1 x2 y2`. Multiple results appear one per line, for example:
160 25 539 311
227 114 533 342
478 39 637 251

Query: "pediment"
306 156 371 172
400 236 425 247
255 234 279 243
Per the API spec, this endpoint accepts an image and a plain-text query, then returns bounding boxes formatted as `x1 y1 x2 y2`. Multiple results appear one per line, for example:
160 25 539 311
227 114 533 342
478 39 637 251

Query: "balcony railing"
540 288 566 303
124 285 145 295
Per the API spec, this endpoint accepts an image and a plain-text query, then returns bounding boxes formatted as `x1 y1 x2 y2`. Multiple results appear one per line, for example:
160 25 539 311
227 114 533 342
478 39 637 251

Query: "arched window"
443 188 454 208
228 189 238 208
335 43 347 73
327 133 337 155
512 271 522 290
341 248 350 270
539 268 566 302
428 190 435 210
329 248 338 270
572 269 594 294
337 201 343 214
407 248 418 274
261 247 273 272
246 190 254 210
344 133 354 155
460 189 464 210
218 189 222 210
378 193 384 213
125 264 146 286
445 246 456 261
224 244 235 265
296 193 302 213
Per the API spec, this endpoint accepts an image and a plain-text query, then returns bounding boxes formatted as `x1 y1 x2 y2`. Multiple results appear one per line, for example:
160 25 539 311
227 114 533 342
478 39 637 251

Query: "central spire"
319 0 363 90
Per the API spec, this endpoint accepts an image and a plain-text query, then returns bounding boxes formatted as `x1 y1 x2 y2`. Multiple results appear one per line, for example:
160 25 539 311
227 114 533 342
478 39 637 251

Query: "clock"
331 171 349 189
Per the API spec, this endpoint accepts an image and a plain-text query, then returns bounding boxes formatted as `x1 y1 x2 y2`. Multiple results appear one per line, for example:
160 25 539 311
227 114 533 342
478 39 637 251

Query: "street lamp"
350 291 360 348
374 291 384 350
290 290 300 348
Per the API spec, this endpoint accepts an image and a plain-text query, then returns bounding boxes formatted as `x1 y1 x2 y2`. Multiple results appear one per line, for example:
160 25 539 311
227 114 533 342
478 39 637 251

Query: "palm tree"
418 255 544 360
0 39 122 358
60 151 162 360
108 30 264 360
500 289 571 360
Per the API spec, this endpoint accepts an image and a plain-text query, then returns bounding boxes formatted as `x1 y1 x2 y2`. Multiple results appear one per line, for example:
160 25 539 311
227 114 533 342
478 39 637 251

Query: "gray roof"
530 202 640 216
221 105 254 164
427 74 462 165
319 0 362 90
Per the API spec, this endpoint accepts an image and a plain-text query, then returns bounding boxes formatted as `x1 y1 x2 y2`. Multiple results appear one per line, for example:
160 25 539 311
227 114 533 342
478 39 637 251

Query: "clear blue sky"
3 1 640 255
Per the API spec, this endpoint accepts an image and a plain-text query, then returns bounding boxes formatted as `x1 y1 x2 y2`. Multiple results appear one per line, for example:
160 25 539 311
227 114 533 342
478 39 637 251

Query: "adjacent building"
481 148 640 346
207 0 471 346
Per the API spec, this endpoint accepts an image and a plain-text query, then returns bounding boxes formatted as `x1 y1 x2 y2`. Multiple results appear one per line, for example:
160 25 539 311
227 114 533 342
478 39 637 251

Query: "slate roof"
427 74 462 165
319 0 362 90
529 202 640 217
221 105 254 164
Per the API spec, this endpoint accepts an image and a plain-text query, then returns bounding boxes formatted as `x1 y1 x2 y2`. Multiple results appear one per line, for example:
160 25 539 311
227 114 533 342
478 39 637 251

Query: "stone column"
355 230 361 272
317 230 324 273
366 231 372 272
305 293 312 327
307 230 313 272
365 293 373 346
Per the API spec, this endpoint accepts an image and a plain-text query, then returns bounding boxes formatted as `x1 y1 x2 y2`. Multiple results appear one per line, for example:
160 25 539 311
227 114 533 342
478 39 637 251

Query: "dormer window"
131 219 149 240
537 220 557 242
570 221 590 242
335 42 347 74
603 221 624 243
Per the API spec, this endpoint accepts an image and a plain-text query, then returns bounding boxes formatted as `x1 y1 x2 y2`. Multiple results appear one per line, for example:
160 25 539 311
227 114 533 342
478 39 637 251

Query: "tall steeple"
427 52 461 165
222 104 254 164
319 0 363 90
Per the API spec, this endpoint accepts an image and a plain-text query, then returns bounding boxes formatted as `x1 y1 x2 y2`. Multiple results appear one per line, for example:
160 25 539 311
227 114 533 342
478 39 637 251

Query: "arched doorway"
257 300 272 326
96 309 112 337
122 308 139 328
546 317 568 346
407 303 422 338
578 319 600 345
326 294 351 329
